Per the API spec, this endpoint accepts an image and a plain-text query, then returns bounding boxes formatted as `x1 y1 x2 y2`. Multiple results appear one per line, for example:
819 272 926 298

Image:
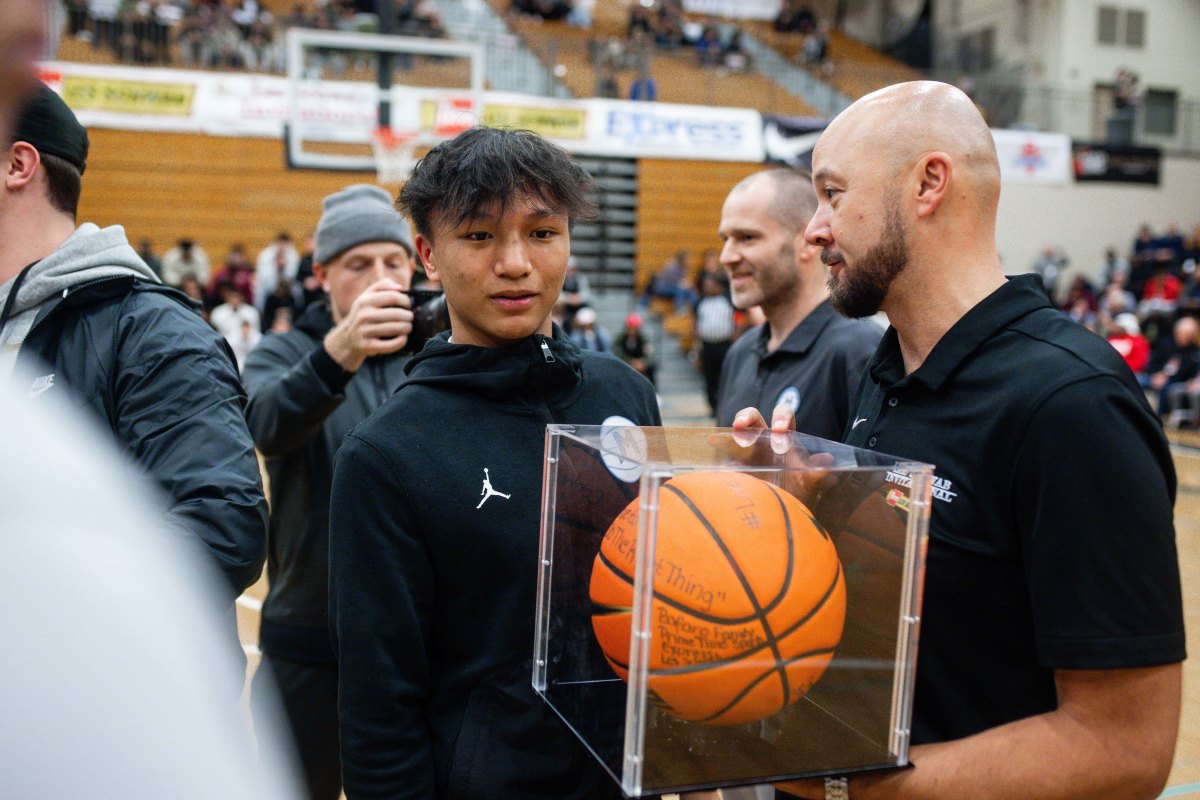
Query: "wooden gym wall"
79 129 378 263
79 129 765 289
635 158 766 292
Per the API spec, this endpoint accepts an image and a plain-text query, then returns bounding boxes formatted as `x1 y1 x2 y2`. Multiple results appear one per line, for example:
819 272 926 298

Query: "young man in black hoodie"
243 184 418 800
329 127 661 799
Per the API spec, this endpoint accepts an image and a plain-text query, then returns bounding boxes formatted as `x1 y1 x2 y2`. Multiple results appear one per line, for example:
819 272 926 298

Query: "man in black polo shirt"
715 167 880 438
757 81 1185 799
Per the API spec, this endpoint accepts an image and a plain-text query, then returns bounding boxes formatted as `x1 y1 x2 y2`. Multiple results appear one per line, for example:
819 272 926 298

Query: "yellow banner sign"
482 104 587 140
61 76 195 116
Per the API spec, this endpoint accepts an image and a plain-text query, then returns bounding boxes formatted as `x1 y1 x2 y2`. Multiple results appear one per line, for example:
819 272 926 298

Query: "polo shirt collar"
870 273 1051 391
756 299 839 358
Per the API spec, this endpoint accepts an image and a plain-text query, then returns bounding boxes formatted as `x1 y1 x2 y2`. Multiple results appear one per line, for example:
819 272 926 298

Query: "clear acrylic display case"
533 424 934 797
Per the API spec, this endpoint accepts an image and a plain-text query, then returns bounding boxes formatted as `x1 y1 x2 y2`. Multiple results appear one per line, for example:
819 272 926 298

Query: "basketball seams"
596 525 784 626
589 471 847 726
662 481 792 709
645 560 844 677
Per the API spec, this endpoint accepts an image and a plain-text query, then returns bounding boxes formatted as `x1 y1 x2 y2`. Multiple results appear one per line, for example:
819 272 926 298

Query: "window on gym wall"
1097 6 1118 44
1097 5 1146 48
1143 89 1178 137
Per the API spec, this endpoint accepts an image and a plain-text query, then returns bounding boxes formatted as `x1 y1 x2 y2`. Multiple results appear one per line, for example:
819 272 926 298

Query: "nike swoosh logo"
852 417 869 429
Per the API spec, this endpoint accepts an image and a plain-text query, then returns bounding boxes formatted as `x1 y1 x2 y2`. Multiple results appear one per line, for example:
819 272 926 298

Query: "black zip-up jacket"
243 302 410 661
329 328 660 800
16 276 267 598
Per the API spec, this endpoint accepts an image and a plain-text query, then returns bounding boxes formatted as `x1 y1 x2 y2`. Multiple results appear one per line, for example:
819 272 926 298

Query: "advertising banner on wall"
991 129 1072 185
1071 142 1161 185
587 99 763 161
682 0 781 21
39 62 766 163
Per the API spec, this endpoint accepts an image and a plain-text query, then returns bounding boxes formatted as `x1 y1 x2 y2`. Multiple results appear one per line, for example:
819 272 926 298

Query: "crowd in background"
64 0 447 72
1034 220 1200 426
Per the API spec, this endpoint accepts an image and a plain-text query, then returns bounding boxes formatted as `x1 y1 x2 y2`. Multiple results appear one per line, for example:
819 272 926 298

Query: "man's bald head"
818 81 1000 215
727 168 818 233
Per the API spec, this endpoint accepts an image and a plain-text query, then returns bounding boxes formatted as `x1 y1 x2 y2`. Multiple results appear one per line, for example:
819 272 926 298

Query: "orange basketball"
589 470 845 726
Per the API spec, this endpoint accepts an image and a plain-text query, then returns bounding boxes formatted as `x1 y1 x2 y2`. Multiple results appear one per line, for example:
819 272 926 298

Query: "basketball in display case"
533 424 933 797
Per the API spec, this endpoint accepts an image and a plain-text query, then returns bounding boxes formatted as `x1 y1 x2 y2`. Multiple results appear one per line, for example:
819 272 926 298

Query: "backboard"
284 28 484 173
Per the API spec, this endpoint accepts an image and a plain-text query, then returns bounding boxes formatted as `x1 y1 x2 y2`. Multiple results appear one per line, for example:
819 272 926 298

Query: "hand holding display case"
533 424 933 797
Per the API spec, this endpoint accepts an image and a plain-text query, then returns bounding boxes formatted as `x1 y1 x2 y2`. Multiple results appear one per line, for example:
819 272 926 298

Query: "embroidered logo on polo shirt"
886 470 957 504
775 386 801 414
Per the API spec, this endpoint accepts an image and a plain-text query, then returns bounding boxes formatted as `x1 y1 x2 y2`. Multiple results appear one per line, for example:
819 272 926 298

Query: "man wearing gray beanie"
242 183 419 800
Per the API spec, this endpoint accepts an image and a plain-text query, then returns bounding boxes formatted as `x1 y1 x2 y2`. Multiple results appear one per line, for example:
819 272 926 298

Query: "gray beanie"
314 184 413 264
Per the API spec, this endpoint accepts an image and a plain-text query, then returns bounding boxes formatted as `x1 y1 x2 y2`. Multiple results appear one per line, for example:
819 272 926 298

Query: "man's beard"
826 208 909 319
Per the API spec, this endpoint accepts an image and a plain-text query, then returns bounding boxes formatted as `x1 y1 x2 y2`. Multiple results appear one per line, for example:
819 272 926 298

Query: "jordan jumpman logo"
477 468 512 509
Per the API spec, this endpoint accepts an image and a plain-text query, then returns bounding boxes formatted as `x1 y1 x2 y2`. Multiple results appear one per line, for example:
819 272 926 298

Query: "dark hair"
38 151 83 218
398 126 598 240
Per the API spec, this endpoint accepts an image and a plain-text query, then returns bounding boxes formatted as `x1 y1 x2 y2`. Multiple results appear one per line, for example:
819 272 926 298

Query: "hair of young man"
398 126 598 240
38 151 83 218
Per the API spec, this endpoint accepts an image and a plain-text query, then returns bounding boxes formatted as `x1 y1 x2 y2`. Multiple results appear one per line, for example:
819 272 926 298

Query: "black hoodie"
330 327 660 800
243 302 410 661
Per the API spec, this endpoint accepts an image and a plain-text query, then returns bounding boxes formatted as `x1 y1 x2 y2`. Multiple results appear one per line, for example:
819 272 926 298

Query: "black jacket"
243 302 410 661
329 328 660 800
16 276 267 598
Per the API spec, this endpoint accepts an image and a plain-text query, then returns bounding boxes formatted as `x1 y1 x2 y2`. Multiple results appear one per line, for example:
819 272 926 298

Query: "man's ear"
415 234 438 280
914 151 951 218
5 142 40 190
312 260 330 293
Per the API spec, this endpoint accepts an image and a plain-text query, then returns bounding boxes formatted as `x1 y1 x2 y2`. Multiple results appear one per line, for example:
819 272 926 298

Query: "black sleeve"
113 304 267 598
242 335 353 458
329 433 437 799
1013 376 1185 668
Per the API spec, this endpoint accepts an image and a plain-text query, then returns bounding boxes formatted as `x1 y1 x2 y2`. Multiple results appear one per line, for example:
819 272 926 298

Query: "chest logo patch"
477 468 512 509
775 386 801 414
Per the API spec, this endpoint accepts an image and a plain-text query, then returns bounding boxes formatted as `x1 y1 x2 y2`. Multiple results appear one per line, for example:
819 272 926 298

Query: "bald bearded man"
749 81 1184 799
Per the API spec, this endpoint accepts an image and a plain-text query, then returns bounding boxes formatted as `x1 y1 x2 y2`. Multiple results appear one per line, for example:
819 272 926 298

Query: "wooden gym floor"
235 438 1200 797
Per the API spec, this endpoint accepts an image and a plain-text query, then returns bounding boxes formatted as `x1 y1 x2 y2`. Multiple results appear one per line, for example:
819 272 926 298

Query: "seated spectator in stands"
803 21 831 66
1058 274 1097 315
255 231 302 313
566 0 593 29
723 27 749 71
559 256 592 329
239 19 284 72
137 238 162 280
1139 253 1182 317
512 0 572 21
640 250 698 314
1099 246 1130 285
696 247 729 295
262 278 300 334
178 274 211 322
208 243 256 307
209 285 261 341
1129 223 1157 294
569 306 612 353
616 312 655 386
629 64 657 101
775 1 816 34
1147 315 1200 415
1098 275 1137 319
628 4 653 37
227 319 262 373
696 25 723 68
1159 221 1188 264
161 237 211 288
1106 312 1151 379
1031 245 1066 302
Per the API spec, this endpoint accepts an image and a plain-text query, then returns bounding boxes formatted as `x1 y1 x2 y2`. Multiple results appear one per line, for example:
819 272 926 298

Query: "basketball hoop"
371 127 420 185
